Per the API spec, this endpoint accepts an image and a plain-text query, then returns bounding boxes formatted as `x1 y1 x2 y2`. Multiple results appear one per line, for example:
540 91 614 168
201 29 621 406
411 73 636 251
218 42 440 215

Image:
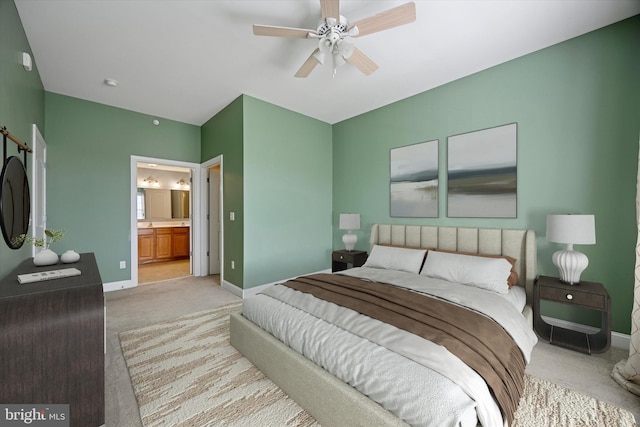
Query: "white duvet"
241 267 537 427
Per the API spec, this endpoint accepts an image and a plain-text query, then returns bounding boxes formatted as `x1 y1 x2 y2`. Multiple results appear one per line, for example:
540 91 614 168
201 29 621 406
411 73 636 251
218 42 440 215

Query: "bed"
230 224 538 426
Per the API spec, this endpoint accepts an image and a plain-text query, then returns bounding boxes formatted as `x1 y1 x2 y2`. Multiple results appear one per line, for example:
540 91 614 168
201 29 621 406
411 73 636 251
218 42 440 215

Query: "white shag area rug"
120 303 636 427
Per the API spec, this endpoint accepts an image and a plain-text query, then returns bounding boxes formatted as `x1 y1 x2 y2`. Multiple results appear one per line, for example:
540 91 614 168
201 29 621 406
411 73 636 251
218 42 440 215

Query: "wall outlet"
230 212 235 221
119 261 126 269
231 260 235 270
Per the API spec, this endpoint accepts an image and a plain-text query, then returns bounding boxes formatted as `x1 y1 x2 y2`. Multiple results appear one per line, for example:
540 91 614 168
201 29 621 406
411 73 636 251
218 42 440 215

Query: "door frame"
130 155 202 287
199 155 224 282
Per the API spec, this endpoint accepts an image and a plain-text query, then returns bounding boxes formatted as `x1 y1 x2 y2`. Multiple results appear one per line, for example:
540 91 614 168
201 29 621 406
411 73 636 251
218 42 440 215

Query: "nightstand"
332 250 367 272
534 275 611 354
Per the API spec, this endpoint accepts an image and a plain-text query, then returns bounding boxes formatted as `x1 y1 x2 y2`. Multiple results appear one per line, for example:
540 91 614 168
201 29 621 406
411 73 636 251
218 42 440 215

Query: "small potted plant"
18 229 66 266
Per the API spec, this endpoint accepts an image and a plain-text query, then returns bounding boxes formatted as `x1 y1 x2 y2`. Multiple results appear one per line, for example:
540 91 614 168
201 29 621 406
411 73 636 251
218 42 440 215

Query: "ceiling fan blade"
253 24 315 38
320 0 340 21
295 49 321 78
349 2 416 37
345 47 379 76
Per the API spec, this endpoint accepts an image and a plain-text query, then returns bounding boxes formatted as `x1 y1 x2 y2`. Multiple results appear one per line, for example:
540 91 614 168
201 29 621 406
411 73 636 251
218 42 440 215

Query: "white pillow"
362 245 427 274
420 250 512 294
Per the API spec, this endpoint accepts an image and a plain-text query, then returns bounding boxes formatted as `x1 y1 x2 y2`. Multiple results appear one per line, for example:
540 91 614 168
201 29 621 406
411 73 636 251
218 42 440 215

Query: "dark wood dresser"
0 253 105 426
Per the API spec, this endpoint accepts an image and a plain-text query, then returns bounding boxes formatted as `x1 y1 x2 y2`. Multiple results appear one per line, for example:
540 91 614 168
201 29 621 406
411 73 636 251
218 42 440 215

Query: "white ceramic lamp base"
552 244 588 285
342 232 357 252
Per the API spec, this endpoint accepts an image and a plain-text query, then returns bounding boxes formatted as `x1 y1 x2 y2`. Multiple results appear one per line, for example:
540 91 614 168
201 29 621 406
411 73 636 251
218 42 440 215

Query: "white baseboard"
103 280 136 293
221 279 243 298
542 315 630 350
225 268 333 299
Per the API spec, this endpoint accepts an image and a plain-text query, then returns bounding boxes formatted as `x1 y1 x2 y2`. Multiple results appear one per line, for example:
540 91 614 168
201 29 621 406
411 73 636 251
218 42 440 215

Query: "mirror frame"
0 156 31 249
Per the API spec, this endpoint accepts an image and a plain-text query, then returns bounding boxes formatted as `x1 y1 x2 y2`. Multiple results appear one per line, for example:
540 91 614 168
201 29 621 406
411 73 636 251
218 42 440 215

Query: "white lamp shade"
339 213 360 230
546 214 596 284
546 214 596 245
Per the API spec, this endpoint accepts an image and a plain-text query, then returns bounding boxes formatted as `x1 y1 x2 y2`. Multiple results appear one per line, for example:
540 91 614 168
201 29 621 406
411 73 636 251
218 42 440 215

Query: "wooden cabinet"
173 227 190 258
138 228 155 262
155 228 173 259
0 253 104 426
137 227 190 264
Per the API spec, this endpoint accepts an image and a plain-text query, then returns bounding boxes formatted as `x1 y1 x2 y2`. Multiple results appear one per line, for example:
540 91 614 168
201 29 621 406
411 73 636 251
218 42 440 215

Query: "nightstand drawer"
331 250 368 272
538 285 605 310
332 252 350 262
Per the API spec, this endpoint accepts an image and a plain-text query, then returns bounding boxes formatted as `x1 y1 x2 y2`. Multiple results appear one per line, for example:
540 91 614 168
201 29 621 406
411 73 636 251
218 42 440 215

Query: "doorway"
200 156 223 282
130 155 202 287
208 164 221 275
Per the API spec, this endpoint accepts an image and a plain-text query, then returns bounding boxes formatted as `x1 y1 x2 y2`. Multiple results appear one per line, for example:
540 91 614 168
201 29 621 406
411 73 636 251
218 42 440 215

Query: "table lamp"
546 214 596 284
339 213 360 251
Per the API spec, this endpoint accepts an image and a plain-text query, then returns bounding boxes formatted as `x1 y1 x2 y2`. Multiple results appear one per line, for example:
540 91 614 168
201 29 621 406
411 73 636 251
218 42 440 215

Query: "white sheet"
244 293 478 427
242 269 537 427
500 284 527 313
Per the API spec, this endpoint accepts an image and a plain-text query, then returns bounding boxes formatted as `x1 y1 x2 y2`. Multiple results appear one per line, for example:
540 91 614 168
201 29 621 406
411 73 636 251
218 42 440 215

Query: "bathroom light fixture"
143 176 159 187
176 179 189 188
339 213 360 251
546 214 596 284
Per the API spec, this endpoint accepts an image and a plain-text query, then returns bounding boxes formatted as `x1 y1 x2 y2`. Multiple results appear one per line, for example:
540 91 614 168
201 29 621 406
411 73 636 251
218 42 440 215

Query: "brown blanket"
281 273 526 425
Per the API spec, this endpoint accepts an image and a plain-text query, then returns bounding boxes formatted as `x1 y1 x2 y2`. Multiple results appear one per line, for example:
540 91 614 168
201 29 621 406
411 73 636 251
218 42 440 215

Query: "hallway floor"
138 259 190 284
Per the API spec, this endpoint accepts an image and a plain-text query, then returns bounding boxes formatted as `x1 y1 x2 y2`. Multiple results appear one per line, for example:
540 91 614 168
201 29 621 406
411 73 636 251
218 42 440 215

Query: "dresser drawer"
538 285 605 310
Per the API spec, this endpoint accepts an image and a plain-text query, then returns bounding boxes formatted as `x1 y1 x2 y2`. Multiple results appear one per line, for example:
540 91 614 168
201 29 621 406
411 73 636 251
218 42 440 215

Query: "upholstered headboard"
369 224 537 306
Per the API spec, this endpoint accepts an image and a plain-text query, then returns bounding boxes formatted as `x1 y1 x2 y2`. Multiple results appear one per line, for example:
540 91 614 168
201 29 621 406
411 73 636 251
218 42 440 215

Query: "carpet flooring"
120 303 637 427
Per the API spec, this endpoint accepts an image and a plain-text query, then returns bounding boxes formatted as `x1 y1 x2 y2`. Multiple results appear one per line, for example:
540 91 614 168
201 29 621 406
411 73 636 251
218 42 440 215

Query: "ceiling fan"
253 0 416 78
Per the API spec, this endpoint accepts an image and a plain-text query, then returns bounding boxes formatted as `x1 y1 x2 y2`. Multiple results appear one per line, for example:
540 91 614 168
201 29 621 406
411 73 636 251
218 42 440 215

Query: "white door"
31 124 46 256
208 165 220 274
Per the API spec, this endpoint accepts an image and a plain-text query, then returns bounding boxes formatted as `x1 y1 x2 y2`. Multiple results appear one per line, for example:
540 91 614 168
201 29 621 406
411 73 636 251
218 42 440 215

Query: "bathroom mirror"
0 156 31 249
137 188 189 220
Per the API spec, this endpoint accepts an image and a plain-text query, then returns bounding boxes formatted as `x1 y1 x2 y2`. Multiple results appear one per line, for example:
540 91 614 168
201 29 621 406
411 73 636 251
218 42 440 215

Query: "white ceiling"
14 0 640 126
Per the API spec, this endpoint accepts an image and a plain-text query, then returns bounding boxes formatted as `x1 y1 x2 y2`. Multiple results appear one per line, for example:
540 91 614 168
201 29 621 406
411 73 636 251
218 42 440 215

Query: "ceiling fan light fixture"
313 50 327 65
337 40 355 59
319 38 333 54
333 53 346 68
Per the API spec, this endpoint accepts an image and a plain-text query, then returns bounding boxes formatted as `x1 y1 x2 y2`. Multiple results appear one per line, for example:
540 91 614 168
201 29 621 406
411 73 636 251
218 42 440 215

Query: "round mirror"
0 156 30 249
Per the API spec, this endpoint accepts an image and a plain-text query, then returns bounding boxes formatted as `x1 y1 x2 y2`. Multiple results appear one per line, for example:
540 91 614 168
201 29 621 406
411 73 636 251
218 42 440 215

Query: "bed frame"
230 225 537 427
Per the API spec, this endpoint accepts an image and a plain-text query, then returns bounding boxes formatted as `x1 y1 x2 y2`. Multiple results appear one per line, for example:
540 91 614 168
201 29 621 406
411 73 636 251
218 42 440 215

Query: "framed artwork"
390 139 439 217
447 123 517 218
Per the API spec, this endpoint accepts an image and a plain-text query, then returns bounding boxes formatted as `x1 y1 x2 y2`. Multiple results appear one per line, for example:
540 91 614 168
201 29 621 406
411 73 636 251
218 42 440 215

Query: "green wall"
332 16 640 334
201 95 333 289
44 93 200 282
0 0 44 275
201 95 244 287
243 96 332 288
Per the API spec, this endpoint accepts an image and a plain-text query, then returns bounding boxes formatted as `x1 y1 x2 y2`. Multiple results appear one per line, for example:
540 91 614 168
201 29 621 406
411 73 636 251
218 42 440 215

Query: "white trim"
221 279 242 298
103 279 136 292
130 155 201 287
199 156 223 279
225 268 332 299
30 124 46 257
612 331 631 351
542 315 630 350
